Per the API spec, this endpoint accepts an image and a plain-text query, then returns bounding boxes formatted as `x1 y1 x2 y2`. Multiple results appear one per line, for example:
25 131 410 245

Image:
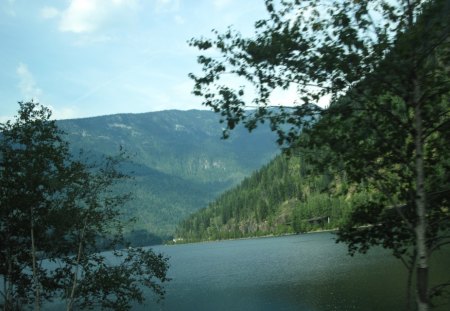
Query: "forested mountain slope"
57 110 279 242
175 154 368 242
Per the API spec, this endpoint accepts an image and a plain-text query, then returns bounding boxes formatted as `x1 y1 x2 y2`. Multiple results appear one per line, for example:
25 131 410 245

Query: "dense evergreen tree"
0 102 169 310
176 154 355 241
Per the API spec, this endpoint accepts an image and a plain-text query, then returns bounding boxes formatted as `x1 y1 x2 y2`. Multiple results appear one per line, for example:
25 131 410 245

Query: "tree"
0 101 170 310
189 0 449 309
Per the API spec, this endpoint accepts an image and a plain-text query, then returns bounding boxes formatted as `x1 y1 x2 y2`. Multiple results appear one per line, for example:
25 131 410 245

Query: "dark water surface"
141 232 448 311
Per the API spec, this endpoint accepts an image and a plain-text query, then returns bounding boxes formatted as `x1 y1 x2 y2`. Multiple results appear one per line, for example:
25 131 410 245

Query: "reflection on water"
141 232 448 311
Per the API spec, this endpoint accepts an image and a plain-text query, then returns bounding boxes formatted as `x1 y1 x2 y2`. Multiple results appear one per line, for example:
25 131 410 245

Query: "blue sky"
0 0 269 121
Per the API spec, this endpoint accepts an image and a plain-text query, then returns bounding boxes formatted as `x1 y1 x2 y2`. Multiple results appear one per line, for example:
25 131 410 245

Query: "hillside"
57 110 279 242
175 154 370 242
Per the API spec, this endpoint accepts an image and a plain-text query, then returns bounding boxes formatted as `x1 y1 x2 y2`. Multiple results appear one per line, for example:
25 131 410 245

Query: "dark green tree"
0 102 169 311
189 0 450 309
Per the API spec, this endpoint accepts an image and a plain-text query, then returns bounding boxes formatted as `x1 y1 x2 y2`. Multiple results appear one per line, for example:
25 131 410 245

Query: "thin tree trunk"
414 80 429 311
2 270 7 309
406 267 413 311
66 219 87 311
5 256 12 311
405 251 417 311
30 213 41 311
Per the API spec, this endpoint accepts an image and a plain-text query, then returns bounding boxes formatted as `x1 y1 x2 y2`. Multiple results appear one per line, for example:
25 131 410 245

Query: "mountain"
175 154 362 242
57 110 279 242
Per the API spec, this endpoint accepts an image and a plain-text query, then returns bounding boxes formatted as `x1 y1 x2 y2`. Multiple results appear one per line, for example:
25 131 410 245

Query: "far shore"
165 228 339 246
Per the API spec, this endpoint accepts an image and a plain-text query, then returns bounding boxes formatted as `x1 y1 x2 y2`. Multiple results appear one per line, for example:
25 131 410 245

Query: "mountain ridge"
56 109 280 242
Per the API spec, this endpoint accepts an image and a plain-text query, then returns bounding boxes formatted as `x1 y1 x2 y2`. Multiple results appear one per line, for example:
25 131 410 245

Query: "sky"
0 0 271 121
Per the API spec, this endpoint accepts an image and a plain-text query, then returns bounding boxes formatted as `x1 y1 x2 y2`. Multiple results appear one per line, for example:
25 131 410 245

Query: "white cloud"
112 0 129 5
268 86 298 107
40 6 59 19
317 93 331 108
59 0 102 33
47 105 78 120
16 63 42 101
59 0 136 33
213 0 233 10
0 115 13 123
269 86 331 108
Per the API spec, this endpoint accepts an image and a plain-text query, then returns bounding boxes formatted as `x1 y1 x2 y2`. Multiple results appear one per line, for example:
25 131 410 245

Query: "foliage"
176 154 355 242
189 0 450 309
0 102 169 310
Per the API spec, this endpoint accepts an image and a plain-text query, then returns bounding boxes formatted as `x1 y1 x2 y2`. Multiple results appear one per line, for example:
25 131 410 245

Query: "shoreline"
165 227 339 246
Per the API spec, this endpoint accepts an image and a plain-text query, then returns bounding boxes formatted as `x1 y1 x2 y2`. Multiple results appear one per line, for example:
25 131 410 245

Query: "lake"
39 232 448 310
135 232 449 311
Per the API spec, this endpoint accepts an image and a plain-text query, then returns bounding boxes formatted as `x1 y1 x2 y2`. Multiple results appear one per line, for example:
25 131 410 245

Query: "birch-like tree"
0 102 169 311
189 0 450 309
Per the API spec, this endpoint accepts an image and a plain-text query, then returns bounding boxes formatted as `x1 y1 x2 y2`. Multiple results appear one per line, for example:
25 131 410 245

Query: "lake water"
136 232 449 311
38 232 448 310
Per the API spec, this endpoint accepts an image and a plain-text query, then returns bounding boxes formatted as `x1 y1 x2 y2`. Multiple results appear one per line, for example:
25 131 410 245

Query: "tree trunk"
5 255 13 310
30 213 41 311
405 250 417 311
66 219 88 311
414 80 429 311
